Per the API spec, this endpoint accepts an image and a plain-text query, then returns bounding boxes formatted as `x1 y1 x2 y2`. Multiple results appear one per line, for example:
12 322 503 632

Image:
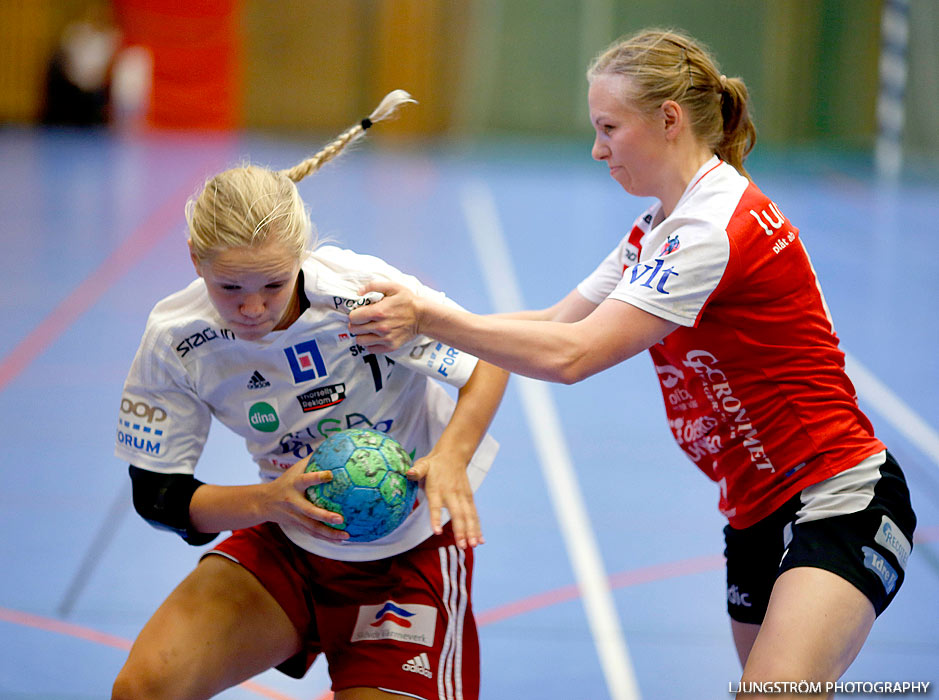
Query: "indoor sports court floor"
1 127 937 699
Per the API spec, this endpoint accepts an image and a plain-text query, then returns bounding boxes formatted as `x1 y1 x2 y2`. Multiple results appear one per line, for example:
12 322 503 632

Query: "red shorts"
205 521 479 700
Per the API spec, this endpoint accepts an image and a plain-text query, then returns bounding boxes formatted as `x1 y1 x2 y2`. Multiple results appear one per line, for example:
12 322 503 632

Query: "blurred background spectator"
40 2 120 126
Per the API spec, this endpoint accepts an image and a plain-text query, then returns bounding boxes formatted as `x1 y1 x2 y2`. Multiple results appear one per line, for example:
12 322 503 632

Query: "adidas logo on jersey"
247 371 271 389
402 652 433 678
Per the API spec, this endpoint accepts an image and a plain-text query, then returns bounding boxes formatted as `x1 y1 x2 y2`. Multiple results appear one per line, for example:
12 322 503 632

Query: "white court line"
844 351 939 466
461 180 642 700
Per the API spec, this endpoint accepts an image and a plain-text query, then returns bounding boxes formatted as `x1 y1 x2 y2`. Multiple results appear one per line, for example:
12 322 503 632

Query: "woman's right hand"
347 280 422 353
260 456 350 542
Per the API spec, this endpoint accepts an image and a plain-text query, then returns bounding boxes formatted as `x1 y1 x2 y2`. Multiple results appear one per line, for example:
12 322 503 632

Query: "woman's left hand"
409 452 482 550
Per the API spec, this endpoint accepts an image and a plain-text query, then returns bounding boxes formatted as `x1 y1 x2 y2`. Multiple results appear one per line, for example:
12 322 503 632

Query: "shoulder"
309 245 403 277
305 245 424 301
656 162 765 252
678 162 750 227
139 279 227 362
148 278 213 326
653 212 730 261
687 170 797 258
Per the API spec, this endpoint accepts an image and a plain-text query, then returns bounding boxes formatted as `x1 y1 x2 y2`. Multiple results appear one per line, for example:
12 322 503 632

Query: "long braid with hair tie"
280 90 416 183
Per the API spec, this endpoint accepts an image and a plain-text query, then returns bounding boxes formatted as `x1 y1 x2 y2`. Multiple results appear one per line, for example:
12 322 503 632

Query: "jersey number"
362 354 395 392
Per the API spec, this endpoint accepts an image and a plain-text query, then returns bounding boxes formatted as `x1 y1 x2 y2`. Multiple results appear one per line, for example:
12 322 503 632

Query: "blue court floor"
0 127 937 699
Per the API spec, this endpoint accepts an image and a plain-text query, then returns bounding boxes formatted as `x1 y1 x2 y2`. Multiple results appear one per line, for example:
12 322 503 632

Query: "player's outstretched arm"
187 457 350 542
409 359 508 549
349 283 595 353
350 280 677 384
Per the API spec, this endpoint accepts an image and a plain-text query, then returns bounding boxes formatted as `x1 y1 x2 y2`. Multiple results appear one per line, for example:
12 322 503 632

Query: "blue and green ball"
304 428 417 542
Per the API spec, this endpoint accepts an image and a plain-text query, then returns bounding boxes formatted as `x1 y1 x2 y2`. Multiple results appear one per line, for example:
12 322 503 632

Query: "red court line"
475 553 725 627
0 607 302 700
239 679 303 700
0 606 132 651
0 164 222 393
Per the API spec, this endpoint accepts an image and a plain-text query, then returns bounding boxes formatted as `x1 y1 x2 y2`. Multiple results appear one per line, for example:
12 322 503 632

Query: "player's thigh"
742 567 874 687
114 555 302 699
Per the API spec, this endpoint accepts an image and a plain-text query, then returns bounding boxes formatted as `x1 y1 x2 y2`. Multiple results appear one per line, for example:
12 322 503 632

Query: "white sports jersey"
578 157 883 529
116 246 499 561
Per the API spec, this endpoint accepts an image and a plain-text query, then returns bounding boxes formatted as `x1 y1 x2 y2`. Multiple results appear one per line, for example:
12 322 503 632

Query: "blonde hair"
587 28 756 178
187 90 416 262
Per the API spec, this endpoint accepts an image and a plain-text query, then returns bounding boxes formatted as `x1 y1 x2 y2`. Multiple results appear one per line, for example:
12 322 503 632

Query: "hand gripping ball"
304 428 417 542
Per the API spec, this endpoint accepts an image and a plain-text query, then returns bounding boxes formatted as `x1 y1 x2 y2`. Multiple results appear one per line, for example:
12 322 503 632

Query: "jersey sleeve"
576 241 630 305
576 204 657 305
115 321 212 475
606 219 731 327
388 338 478 389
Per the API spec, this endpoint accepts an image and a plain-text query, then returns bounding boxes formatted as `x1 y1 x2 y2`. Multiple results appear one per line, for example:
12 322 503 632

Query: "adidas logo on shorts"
247 370 271 389
402 652 433 678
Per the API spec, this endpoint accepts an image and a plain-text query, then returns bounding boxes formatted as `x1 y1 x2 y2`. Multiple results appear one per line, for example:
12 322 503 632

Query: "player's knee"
740 656 795 683
739 658 830 699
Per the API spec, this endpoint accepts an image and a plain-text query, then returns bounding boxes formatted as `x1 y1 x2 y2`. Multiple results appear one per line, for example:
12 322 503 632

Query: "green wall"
456 0 884 149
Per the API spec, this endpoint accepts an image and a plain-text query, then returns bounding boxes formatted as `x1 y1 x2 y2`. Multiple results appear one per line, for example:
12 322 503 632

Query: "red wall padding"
114 0 241 130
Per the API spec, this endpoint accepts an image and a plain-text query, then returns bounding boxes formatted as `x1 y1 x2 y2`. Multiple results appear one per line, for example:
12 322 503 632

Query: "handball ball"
304 428 417 542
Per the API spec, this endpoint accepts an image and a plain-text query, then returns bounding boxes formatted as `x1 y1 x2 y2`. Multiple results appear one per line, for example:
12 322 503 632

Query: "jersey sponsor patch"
120 396 167 425
655 363 685 389
351 601 437 647
426 342 462 379
624 257 679 295
727 584 751 607
874 515 911 570
296 383 346 412
116 423 164 455
284 339 328 383
117 396 167 455
332 293 381 314
175 326 235 358
746 201 799 255
246 399 280 432
862 545 898 594
660 233 681 255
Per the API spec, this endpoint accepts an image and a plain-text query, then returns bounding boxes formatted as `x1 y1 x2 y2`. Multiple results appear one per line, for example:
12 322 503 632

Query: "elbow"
554 365 590 385
544 349 594 385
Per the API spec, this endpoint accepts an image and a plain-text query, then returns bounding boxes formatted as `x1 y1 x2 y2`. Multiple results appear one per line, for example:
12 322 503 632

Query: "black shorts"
723 451 916 624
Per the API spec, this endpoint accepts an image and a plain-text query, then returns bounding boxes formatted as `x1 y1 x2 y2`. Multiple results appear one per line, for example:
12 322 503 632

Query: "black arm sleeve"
128 465 219 546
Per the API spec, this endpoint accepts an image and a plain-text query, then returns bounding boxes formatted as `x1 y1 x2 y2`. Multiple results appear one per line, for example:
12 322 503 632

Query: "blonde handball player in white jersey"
349 31 917 700
112 92 508 700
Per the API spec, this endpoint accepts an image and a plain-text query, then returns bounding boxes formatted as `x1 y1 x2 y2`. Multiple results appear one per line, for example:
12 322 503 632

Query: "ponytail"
279 90 416 183
187 90 416 262
716 77 756 179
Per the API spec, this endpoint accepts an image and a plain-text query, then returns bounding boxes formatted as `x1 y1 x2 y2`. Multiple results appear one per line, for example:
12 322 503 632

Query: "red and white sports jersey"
577 157 883 528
